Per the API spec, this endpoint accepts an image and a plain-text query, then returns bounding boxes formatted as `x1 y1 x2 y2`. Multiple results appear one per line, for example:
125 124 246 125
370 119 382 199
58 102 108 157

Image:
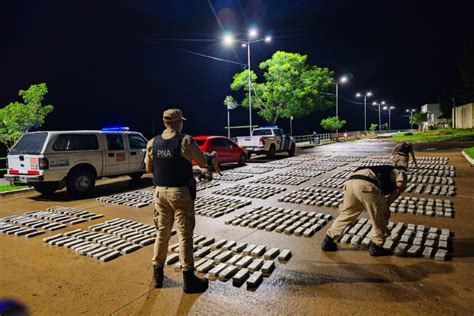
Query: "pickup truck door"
273 129 283 150
103 134 129 175
280 129 291 150
126 134 147 172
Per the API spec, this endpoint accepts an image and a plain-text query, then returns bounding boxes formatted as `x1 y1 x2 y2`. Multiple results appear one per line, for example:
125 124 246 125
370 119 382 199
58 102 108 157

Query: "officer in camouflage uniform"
144 109 217 293
321 165 407 256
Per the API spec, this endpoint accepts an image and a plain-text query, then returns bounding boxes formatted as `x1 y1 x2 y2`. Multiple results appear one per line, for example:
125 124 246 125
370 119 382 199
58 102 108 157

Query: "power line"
138 38 246 66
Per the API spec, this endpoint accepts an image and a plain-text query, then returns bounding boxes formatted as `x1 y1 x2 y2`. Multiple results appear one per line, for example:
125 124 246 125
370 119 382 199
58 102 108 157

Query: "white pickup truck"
5 129 148 197
235 127 295 158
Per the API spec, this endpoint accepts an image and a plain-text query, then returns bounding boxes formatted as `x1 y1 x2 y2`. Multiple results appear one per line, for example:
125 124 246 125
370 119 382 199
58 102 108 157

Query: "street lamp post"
290 116 293 136
372 101 385 131
334 76 348 135
223 29 271 135
356 91 373 133
383 105 396 130
406 108 416 130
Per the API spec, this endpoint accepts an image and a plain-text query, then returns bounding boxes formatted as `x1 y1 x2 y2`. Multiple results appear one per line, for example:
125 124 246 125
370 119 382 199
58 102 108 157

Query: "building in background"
421 103 442 130
452 103 474 129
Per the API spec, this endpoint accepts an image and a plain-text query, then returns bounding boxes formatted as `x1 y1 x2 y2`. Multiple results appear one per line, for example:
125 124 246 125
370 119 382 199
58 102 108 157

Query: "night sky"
1 0 473 138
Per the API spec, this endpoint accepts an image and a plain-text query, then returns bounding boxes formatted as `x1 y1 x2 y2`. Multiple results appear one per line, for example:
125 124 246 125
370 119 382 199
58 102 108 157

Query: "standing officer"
391 142 418 170
144 108 216 293
321 165 407 256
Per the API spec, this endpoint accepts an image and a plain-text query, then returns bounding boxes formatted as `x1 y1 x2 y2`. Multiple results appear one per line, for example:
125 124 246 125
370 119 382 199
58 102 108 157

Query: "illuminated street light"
222 27 272 135
372 100 386 131
356 91 373 132
406 108 416 129
223 34 234 46
334 75 350 135
249 28 258 38
383 105 396 130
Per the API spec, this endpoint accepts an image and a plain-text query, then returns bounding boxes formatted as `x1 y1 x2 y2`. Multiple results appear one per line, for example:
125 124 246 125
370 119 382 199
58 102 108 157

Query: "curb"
461 149 474 165
0 187 34 198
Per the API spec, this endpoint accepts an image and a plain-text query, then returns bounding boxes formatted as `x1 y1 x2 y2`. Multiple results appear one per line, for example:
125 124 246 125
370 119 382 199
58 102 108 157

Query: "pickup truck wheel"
267 145 276 159
238 153 247 166
66 169 96 197
288 144 296 157
33 182 58 196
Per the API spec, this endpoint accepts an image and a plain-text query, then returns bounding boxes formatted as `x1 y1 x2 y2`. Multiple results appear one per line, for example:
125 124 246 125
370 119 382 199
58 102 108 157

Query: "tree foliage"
409 112 428 130
369 123 378 132
230 51 334 124
223 95 238 110
0 83 54 149
320 116 346 133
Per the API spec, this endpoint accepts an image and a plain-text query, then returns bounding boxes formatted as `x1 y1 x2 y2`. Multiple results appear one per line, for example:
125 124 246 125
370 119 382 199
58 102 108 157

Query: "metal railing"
292 130 409 144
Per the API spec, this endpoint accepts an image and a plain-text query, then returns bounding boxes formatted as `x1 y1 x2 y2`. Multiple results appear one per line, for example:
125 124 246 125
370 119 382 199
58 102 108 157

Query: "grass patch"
390 128 474 142
321 139 334 145
0 184 28 192
464 147 474 159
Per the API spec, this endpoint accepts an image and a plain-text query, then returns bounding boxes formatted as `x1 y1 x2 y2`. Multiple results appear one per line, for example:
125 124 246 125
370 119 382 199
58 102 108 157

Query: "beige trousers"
152 186 195 271
326 169 390 246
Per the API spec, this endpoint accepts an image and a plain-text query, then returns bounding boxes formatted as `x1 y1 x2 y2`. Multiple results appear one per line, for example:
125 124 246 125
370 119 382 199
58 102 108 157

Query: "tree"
0 83 54 149
409 112 428 131
369 123 378 132
230 51 334 124
223 95 238 110
320 116 346 133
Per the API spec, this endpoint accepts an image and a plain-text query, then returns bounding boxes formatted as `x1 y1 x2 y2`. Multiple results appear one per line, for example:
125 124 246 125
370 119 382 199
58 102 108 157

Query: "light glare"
223 34 234 46
249 28 258 38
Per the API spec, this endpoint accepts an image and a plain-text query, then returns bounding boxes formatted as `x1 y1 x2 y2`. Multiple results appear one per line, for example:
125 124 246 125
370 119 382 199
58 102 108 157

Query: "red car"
193 136 248 166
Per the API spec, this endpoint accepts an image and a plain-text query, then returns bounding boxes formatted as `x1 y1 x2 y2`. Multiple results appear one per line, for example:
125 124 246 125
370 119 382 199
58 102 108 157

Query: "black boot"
321 235 338 251
369 242 392 256
183 269 208 294
152 266 164 288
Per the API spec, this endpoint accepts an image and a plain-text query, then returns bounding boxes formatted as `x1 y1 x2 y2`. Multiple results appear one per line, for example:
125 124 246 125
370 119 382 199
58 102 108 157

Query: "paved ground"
1 139 474 315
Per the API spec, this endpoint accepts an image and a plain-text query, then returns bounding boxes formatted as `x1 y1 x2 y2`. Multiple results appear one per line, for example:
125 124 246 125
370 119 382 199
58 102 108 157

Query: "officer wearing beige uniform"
144 109 215 293
321 165 407 256
391 142 418 170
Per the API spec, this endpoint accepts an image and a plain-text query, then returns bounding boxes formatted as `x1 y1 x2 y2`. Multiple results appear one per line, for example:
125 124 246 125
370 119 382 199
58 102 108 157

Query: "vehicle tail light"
259 137 265 145
39 158 49 170
28 170 40 175
8 169 19 174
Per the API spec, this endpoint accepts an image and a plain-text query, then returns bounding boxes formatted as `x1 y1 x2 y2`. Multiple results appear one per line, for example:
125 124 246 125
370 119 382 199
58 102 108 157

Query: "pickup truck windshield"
9 132 48 155
252 129 273 136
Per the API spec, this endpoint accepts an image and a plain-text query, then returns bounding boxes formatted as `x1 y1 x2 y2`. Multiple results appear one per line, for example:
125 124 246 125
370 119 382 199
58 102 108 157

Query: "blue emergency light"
101 126 130 131
260 125 278 128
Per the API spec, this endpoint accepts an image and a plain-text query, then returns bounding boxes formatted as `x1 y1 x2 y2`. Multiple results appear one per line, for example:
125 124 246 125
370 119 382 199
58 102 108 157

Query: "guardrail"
292 130 410 144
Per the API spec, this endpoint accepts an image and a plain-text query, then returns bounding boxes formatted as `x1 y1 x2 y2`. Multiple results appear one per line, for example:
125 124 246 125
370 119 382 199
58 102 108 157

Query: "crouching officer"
391 142 418 170
321 165 407 256
144 108 217 293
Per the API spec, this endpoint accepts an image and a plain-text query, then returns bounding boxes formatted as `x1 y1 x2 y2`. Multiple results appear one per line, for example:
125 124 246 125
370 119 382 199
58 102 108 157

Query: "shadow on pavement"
280 261 453 288
28 177 154 202
453 238 474 258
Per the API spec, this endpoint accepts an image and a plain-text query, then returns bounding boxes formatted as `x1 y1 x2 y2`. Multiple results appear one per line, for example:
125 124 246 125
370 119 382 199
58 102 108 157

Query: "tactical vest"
355 165 396 195
397 143 411 156
152 134 193 187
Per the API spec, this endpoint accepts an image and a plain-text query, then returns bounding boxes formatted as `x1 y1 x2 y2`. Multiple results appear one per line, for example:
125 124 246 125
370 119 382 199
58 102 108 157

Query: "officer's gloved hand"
197 170 213 181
